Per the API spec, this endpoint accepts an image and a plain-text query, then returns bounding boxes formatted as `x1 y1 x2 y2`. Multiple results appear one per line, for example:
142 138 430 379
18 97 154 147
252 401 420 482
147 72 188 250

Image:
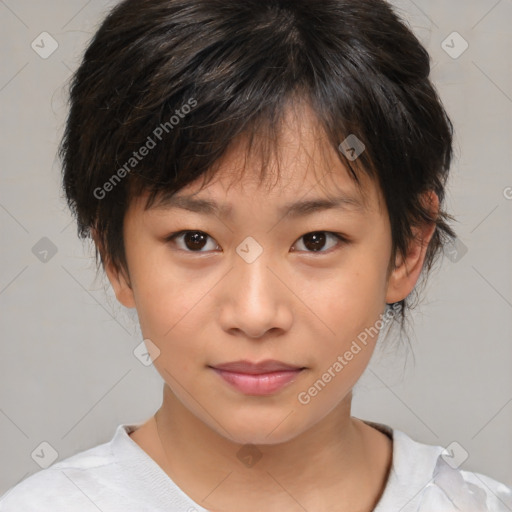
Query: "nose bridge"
233 240 278 307
219 239 292 338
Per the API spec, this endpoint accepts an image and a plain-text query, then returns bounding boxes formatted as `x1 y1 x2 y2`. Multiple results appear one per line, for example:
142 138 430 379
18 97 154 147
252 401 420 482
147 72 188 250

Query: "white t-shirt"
1 420 511 511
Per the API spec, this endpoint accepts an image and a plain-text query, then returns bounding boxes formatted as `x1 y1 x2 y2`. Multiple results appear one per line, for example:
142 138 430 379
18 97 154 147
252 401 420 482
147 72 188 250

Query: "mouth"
208 360 307 395
210 359 305 374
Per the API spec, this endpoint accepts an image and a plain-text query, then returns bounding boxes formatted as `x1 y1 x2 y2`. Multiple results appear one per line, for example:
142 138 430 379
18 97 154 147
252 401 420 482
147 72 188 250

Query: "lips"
209 360 306 395
210 359 305 375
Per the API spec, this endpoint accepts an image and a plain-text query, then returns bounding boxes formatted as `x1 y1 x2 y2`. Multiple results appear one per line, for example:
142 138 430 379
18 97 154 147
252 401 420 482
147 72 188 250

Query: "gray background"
1 0 511 496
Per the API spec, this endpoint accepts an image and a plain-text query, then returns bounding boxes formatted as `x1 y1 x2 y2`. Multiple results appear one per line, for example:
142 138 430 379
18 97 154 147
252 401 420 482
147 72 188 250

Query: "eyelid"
164 230 221 252
291 232 348 254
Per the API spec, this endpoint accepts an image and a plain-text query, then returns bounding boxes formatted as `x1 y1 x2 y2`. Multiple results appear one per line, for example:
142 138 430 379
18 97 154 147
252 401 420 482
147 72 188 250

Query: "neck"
146 384 390 511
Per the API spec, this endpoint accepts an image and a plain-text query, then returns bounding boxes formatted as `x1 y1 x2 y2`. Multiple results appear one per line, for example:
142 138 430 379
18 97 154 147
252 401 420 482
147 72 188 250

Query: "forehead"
140 101 385 217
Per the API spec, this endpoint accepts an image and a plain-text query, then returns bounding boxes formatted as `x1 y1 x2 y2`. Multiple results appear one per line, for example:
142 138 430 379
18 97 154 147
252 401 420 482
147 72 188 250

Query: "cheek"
295 262 387 412
129 258 216 373
126 238 190 331
134 275 202 344
298 252 390 390
311 255 387 334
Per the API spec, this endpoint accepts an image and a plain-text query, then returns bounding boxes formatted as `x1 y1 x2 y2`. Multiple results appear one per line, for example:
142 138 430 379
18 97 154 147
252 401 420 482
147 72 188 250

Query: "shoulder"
462 470 512 511
366 421 512 512
396 428 512 511
0 430 121 511
414 460 512 511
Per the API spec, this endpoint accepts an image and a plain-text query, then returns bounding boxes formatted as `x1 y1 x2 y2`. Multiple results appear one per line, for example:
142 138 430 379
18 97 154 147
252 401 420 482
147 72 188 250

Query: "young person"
2 0 511 510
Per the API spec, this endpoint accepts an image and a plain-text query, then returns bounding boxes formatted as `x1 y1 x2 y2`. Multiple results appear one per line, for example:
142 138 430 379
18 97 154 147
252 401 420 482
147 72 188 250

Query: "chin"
216 413 307 447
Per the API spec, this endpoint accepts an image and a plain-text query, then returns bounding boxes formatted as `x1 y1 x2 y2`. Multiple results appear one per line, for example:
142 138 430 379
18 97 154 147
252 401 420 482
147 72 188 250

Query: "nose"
217 251 293 340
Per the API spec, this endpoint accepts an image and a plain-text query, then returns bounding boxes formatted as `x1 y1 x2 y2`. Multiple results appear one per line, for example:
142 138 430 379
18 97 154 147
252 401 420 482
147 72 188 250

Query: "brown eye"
183 232 208 250
292 232 347 253
165 230 348 255
165 231 219 252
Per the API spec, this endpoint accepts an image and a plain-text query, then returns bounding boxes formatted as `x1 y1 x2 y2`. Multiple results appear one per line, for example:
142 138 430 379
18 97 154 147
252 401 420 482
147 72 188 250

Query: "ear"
91 228 136 309
385 191 439 304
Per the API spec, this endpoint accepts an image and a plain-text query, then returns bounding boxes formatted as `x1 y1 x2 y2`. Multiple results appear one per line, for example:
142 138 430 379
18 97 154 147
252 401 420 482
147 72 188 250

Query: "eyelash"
164 230 349 255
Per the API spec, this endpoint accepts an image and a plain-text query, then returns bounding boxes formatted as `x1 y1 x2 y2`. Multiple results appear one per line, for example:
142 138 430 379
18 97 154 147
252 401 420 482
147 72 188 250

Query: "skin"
97 102 438 512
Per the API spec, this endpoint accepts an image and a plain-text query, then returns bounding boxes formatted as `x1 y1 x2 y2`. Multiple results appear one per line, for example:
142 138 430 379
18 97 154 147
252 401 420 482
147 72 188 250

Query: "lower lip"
212 368 304 395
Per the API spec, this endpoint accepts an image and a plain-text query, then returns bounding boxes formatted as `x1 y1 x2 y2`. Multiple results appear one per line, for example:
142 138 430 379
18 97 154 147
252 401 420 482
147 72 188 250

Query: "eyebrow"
149 191 367 218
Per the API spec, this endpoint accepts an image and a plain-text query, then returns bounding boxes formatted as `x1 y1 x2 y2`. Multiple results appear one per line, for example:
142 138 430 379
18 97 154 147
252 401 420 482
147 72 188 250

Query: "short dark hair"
59 0 456 337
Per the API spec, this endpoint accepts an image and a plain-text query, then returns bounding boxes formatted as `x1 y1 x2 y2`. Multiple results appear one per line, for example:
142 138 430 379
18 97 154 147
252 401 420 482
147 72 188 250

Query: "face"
104 105 435 445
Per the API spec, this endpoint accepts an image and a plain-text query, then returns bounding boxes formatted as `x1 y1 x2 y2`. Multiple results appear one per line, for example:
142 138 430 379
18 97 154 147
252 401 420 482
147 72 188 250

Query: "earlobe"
91 228 136 309
385 191 439 304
